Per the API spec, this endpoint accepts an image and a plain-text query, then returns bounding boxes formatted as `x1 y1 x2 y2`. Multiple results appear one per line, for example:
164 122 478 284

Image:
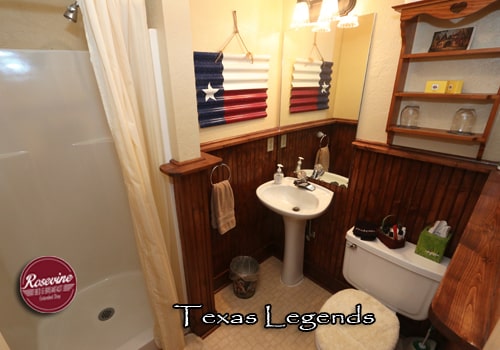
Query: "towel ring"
210 163 231 185
319 134 329 148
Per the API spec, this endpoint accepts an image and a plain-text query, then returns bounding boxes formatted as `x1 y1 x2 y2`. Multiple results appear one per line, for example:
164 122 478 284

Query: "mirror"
278 2 375 184
280 9 376 127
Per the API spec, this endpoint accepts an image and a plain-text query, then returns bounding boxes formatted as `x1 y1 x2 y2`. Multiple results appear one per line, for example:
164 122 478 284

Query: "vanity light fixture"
292 0 357 32
291 0 311 29
63 1 79 23
313 0 339 32
337 13 359 28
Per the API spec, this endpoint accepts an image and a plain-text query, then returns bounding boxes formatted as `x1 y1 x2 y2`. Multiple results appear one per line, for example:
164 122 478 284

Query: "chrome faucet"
295 170 307 182
293 170 315 191
294 179 316 191
292 156 315 190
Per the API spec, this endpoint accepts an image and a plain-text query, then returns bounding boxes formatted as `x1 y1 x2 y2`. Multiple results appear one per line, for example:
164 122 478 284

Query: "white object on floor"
315 289 400 350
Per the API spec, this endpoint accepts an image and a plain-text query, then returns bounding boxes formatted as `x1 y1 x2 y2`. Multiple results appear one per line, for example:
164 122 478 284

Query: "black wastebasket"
229 256 259 299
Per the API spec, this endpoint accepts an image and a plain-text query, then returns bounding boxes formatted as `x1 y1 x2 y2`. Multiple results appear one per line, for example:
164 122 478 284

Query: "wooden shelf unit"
386 0 500 160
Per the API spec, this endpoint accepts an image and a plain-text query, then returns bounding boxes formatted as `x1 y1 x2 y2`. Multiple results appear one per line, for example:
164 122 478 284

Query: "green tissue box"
415 227 451 263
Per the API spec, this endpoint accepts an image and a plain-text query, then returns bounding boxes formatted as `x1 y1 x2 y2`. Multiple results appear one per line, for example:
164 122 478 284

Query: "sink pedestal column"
281 218 307 286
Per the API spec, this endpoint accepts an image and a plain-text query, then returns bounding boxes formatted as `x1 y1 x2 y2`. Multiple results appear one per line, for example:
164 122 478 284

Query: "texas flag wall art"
193 51 270 128
289 59 333 113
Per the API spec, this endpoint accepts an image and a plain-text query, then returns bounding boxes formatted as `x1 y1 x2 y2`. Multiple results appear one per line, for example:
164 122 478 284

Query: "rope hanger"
308 32 324 62
215 11 254 64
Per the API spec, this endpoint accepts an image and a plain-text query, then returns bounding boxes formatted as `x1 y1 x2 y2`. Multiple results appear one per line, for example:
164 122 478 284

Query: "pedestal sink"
256 177 334 286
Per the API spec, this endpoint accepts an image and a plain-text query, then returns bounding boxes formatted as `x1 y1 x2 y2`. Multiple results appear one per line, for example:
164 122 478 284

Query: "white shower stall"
0 49 155 349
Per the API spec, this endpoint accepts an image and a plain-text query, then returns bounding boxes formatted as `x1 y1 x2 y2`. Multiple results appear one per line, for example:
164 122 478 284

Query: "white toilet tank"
343 228 450 320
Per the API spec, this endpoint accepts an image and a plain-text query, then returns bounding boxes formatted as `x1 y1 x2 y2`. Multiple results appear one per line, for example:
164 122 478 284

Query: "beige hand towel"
211 180 236 235
315 146 330 172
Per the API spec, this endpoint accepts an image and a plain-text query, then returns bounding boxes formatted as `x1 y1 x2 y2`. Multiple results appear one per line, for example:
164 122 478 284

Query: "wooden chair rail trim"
352 140 496 173
200 119 357 153
160 152 222 177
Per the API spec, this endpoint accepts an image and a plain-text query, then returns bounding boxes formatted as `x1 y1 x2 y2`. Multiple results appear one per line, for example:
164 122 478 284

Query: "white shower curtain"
79 1 185 349
0 331 9 350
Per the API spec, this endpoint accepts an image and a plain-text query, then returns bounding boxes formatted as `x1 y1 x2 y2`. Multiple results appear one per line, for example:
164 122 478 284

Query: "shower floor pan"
37 271 156 350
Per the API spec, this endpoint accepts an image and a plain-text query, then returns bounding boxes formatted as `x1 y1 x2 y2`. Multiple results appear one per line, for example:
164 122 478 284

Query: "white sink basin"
256 177 334 220
256 177 334 286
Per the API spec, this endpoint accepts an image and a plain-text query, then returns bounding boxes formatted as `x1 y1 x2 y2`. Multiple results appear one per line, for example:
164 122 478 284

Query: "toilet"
315 228 450 350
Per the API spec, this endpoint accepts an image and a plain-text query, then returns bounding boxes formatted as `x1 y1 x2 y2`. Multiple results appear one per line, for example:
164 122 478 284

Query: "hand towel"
315 146 330 172
211 180 236 235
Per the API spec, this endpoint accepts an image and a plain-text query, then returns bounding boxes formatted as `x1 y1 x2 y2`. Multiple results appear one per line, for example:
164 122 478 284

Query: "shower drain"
98 307 115 321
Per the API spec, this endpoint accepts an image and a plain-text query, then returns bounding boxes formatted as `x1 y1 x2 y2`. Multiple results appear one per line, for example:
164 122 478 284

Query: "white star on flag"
203 82 219 101
321 82 330 94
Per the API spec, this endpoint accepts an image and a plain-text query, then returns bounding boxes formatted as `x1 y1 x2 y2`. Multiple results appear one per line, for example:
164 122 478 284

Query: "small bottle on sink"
274 164 284 184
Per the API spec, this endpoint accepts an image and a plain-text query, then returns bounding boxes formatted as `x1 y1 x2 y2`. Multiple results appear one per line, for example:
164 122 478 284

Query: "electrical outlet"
280 134 287 148
267 137 274 152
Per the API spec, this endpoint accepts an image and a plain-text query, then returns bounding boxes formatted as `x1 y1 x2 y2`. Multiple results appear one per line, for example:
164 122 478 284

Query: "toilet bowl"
315 228 450 349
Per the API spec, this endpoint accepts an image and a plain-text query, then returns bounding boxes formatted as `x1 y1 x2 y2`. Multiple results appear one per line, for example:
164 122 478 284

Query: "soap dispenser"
274 164 284 184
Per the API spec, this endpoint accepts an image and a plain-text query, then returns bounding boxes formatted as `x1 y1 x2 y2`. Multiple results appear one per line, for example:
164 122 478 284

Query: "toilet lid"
315 289 399 350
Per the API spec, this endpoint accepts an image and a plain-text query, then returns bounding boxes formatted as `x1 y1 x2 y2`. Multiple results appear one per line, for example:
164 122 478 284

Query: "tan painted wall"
355 0 500 162
0 0 87 50
189 0 284 143
1 0 498 162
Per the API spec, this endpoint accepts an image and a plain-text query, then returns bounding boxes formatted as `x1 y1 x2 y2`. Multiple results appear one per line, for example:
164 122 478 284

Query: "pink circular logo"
19 256 77 313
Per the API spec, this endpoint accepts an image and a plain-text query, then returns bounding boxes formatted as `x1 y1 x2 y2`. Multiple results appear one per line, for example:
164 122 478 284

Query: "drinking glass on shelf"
450 108 477 135
399 105 420 128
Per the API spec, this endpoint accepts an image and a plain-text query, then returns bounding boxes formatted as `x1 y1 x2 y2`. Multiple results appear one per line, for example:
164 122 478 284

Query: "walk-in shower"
0 48 156 350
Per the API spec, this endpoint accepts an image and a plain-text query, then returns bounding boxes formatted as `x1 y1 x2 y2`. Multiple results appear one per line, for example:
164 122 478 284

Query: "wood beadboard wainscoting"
430 170 499 350
345 141 495 343
161 119 356 337
161 121 495 339
346 142 492 256
204 119 357 293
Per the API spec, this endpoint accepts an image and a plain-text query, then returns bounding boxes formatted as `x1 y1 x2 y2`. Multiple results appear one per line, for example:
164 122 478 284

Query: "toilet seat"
315 289 400 350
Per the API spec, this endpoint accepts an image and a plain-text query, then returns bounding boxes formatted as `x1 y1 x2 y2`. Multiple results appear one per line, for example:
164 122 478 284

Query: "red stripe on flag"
290 87 321 113
222 89 268 123
222 90 268 104
290 88 320 98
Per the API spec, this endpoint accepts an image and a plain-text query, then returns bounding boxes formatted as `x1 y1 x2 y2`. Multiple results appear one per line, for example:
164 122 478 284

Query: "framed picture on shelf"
428 27 475 52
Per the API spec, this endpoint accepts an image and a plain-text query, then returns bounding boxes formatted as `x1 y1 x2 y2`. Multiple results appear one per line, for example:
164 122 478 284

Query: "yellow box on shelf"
446 80 464 94
425 80 448 93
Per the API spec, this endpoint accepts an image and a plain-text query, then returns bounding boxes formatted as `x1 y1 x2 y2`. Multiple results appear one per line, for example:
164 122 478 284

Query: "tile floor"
201 257 332 350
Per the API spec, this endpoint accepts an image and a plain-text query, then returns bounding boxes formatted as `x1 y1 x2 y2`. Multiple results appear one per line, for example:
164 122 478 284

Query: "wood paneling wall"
161 153 222 337
330 121 357 177
303 182 350 291
345 142 490 257
278 122 357 178
161 120 493 339
429 170 500 350
208 121 358 292
208 138 279 291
